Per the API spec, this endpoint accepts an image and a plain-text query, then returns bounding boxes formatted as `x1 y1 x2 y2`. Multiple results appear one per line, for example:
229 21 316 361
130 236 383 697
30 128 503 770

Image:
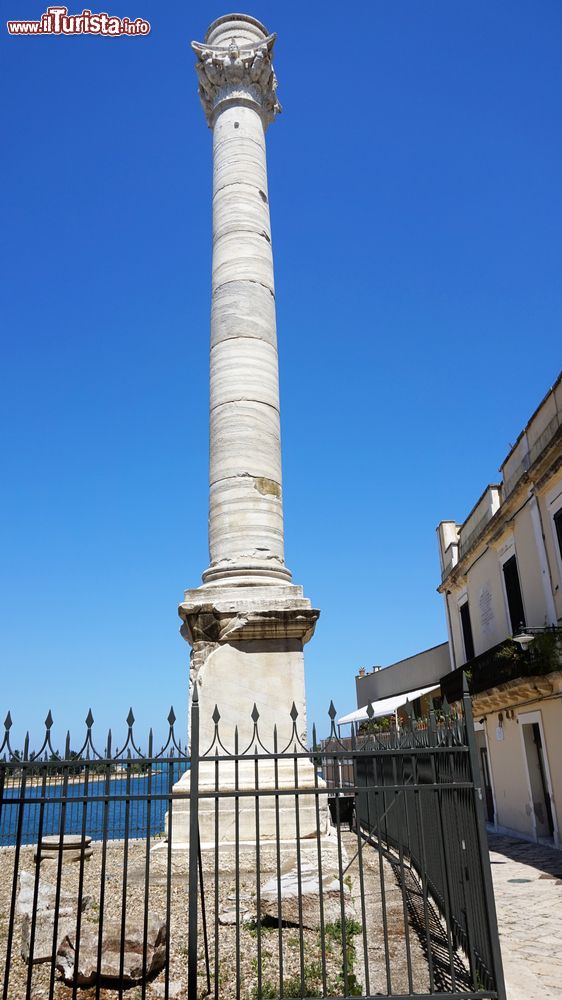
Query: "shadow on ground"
488 833 562 881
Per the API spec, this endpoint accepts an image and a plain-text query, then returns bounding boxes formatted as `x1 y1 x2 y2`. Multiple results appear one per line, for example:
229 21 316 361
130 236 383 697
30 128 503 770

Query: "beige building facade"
437 372 562 847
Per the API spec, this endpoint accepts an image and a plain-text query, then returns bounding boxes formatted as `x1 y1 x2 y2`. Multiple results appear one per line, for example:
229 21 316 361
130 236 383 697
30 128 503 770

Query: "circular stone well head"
205 13 269 48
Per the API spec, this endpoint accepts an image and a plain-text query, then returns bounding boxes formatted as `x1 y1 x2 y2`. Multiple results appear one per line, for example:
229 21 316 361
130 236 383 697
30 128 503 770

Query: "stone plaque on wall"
479 584 495 637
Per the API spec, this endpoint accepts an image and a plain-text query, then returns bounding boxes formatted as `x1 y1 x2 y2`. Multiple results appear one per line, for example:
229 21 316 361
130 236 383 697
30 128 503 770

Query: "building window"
459 601 475 662
502 553 525 632
554 507 562 561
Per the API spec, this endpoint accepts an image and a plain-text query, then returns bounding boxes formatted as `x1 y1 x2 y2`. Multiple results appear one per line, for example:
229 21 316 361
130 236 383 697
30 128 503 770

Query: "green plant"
324 919 362 940
323 918 363 996
530 631 560 675
358 715 392 734
334 970 363 996
252 966 324 1000
250 981 278 1000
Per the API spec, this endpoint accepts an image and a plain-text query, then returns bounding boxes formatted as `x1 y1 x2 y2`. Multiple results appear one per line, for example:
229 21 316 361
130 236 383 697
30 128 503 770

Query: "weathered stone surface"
169 13 325 864
188 16 289 588
192 16 281 127
17 870 91 918
18 871 93 964
218 893 255 925
149 981 183 999
168 755 330 849
259 863 354 929
56 913 167 986
35 834 93 864
21 910 76 965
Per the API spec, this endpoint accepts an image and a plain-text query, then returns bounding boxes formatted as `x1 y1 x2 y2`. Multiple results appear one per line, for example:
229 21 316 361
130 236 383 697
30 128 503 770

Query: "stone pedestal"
180 581 319 746
171 581 323 854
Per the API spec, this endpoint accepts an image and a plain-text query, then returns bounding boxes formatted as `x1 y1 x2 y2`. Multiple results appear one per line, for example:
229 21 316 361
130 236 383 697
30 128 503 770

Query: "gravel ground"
0 834 461 999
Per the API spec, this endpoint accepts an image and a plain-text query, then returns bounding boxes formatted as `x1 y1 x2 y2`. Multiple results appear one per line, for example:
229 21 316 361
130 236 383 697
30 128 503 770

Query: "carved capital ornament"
191 33 281 127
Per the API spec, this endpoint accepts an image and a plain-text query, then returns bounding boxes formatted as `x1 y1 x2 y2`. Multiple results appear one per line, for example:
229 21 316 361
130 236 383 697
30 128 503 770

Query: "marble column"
169 15 325 852
199 15 290 587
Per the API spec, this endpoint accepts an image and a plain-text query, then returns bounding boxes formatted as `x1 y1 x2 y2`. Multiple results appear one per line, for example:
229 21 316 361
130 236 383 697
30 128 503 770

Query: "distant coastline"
3 769 163 790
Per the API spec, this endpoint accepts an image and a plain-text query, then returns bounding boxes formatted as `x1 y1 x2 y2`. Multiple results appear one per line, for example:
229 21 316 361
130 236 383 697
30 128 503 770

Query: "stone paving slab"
488 833 562 1000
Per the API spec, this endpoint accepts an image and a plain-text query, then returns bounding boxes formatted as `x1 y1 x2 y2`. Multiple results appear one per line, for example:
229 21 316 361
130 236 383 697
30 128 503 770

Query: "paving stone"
488 833 562 1000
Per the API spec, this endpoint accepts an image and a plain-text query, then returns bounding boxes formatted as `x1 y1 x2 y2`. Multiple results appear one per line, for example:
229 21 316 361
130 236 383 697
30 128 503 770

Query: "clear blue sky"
1 1 561 751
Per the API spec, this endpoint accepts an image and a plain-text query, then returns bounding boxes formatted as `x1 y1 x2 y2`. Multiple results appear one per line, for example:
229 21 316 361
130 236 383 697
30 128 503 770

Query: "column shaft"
204 104 289 583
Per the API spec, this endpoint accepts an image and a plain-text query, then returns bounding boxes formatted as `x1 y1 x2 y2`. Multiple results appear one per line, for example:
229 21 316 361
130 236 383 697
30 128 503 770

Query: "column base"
169 758 330 845
202 560 293 586
175 580 322 857
178 583 319 753
154 759 338 875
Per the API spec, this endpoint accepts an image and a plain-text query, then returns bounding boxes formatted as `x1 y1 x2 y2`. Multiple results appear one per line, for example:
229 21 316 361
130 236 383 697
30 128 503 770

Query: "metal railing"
0 690 506 1000
441 626 562 702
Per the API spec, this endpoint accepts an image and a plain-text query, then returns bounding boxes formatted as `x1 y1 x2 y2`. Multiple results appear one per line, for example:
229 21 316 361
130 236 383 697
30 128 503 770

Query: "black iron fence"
325 685 502 997
0 686 505 1000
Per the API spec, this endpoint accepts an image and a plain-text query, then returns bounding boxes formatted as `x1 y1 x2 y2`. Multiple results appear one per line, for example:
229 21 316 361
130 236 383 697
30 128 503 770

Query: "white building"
437 371 562 846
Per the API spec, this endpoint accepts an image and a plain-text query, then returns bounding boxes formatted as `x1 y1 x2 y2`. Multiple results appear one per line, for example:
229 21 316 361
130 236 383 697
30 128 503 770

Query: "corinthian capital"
192 32 281 128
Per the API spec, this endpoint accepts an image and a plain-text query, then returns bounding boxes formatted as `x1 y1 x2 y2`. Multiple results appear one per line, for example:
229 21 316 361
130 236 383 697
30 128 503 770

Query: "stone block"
259 862 355 930
17 869 92 918
21 911 76 965
34 834 93 865
56 913 167 986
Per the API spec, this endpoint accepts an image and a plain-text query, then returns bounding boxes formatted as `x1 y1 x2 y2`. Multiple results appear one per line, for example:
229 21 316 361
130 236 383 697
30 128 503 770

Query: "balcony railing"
441 627 562 703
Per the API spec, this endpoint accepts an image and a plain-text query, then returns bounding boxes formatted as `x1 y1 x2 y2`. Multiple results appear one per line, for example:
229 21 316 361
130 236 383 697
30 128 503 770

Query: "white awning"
337 685 439 725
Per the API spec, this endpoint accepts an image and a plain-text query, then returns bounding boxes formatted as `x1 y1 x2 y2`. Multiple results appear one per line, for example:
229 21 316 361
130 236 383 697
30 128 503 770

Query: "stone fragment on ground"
259 862 353 929
218 892 255 925
56 912 167 986
18 870 94 964
21 911 77 965
17 869 91 918
34 834 93 864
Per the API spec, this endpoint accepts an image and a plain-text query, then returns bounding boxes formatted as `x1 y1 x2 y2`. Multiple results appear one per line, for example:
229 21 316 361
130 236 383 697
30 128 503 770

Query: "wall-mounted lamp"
512 631 535 652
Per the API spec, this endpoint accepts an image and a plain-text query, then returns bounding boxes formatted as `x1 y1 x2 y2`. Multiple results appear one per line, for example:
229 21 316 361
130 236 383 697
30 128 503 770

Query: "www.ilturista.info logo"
7 6 150 35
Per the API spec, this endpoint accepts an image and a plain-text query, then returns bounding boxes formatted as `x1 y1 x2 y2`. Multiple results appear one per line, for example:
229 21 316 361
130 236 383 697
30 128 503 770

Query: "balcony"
441 627 562 705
